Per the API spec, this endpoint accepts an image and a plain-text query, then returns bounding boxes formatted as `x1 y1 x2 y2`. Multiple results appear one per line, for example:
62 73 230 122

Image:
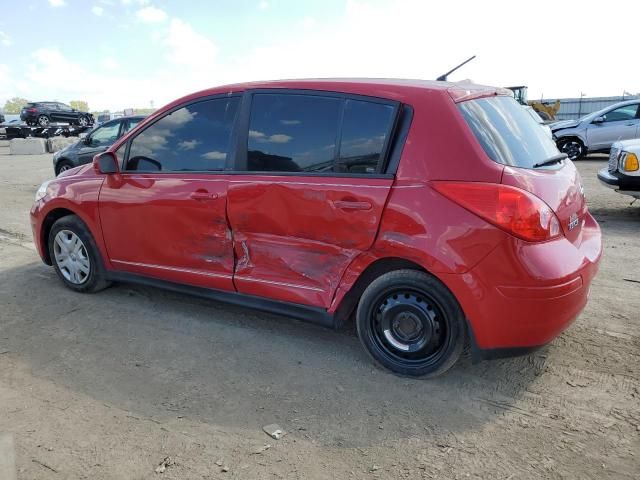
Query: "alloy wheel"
559 140 583 160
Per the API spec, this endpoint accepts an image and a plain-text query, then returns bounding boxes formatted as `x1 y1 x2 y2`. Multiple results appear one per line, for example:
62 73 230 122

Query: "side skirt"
106 271 336 329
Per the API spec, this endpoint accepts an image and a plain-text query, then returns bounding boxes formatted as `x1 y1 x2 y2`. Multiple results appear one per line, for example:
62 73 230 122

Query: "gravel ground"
0 144 638 479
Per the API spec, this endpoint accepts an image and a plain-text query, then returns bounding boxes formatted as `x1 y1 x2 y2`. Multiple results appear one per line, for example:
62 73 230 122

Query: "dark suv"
53 116 145 175
20 102 94 127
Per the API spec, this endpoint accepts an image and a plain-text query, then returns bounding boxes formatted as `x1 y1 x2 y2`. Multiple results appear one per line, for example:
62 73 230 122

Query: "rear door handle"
332 200 372 211
190 190 218 201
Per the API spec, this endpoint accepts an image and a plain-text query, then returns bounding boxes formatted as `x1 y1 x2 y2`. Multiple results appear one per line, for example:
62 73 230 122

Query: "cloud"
201 151 226 160
178 139 200 150
101 57 119 70
164 19 217 68
92 5 104 16
249 130 292 144
48 0 66 6
136 5 167 23
0 32 11 47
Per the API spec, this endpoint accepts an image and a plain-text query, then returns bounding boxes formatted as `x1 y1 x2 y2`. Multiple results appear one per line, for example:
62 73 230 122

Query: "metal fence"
532 95 640 120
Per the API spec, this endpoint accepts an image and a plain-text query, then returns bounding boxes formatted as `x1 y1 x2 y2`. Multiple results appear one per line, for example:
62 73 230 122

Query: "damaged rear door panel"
227 177 393 307
226 90 399 308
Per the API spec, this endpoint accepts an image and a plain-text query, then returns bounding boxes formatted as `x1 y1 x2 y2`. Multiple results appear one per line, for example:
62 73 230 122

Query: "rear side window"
458 96 559 168
126 97 239 172
336 99 395 174
247 94 341 173
245 93 397 174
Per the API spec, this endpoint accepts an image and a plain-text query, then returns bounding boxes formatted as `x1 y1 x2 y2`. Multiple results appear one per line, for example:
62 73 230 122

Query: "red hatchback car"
30 79 602 377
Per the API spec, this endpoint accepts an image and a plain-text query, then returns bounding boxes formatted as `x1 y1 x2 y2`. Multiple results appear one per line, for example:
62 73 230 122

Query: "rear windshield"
458 96 559 168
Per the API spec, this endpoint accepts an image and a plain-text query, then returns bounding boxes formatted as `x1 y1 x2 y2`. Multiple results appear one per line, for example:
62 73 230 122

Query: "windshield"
458 96 560 168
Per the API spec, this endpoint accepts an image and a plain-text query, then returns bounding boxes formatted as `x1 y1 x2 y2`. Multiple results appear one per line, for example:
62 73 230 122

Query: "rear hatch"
457 95 587 244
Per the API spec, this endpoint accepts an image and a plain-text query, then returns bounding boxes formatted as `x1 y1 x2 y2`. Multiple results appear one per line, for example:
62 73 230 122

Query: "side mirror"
93 151 119 175
593 116 605 124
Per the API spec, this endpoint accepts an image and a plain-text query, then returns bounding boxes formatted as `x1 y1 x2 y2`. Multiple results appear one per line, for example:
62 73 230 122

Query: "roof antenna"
436 55 476 82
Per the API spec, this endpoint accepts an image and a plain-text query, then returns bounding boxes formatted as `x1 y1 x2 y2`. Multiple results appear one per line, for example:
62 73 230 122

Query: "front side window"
126 97 239 172
123 117 143 134
58 103 72 111
88 122 120 147
604 104 639 122
247 94 341 172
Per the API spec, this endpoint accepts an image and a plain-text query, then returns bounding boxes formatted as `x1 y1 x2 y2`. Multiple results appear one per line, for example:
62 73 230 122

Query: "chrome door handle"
190 191 218 201
332 200 372 211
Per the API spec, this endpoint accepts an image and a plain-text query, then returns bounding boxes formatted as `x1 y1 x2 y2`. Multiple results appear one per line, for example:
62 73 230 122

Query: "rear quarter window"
458 96 559 168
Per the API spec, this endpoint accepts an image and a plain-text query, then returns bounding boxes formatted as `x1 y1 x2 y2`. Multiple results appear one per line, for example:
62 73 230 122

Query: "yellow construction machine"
507 86 560 121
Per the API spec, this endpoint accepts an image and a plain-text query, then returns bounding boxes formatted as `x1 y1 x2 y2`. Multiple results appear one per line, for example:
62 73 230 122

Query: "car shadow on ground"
1 260 550 448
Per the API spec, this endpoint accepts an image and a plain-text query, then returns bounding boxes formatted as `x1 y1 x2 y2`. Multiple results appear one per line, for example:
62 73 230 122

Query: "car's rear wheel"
37 115 50 127
55 160 74 176
557 138 585 160
48 215 111 293
356 269 466 378
77 115 89 127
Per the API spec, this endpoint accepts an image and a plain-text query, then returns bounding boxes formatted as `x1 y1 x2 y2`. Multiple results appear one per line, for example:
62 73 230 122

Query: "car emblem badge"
568 213 579 231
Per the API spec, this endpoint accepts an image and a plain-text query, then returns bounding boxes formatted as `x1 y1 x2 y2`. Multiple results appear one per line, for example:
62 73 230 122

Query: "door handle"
332 199 372 211
190 190 218 201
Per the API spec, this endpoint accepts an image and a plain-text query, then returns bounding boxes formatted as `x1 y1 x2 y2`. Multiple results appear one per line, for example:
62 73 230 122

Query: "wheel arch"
38 206 103 265
332 256 427 327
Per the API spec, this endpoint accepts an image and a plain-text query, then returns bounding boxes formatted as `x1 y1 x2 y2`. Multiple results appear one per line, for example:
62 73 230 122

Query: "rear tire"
356 269 466 378
557 137 585 160
48 215 111 293
37 115 50 127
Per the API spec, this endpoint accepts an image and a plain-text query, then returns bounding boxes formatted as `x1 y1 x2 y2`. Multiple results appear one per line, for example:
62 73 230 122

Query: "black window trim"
117 89 411 178
119 93 243 173
230 88 401 179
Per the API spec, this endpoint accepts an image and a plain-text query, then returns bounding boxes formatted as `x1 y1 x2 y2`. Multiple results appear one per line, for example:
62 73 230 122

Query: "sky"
0 0 638 112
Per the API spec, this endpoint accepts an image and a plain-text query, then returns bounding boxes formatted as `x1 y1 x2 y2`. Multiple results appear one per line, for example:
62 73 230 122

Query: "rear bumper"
442 213 602 352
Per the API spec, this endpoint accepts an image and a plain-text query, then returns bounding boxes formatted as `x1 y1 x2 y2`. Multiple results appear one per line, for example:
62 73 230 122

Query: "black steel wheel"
557 138 585 160
356 269 465 377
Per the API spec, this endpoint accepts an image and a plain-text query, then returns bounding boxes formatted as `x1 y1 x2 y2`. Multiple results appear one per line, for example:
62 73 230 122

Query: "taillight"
432 182 562 242
28 108 37 112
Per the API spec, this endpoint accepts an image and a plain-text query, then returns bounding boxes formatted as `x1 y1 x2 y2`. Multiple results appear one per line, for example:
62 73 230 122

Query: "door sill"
105 271 336 329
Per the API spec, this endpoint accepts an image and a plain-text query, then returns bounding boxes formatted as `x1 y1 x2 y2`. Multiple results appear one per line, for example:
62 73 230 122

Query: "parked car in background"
53 116 145 175
552 100 640 160
598 139 640 199
31 79 602 377
20 102 94 127
0 112 4 124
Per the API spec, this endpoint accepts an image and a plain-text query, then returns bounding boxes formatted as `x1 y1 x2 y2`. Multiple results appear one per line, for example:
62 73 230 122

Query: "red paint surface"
30 78 602 351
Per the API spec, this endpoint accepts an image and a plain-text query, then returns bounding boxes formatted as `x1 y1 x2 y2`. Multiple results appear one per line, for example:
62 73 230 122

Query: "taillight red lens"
28 108 37 112
433 182 562 242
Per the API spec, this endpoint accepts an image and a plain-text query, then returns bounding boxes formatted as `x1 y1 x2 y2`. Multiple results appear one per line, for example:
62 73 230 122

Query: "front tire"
48 215 111 293
356 269 466 378
55 160 74 176
557 137 585 160
77 115 89 127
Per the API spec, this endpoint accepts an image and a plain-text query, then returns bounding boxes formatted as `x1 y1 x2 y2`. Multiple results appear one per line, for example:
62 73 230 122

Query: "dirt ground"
0 142 638 480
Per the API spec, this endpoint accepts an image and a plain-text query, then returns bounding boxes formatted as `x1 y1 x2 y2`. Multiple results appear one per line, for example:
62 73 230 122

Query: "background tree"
69 100 89 112
3 97 30 114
